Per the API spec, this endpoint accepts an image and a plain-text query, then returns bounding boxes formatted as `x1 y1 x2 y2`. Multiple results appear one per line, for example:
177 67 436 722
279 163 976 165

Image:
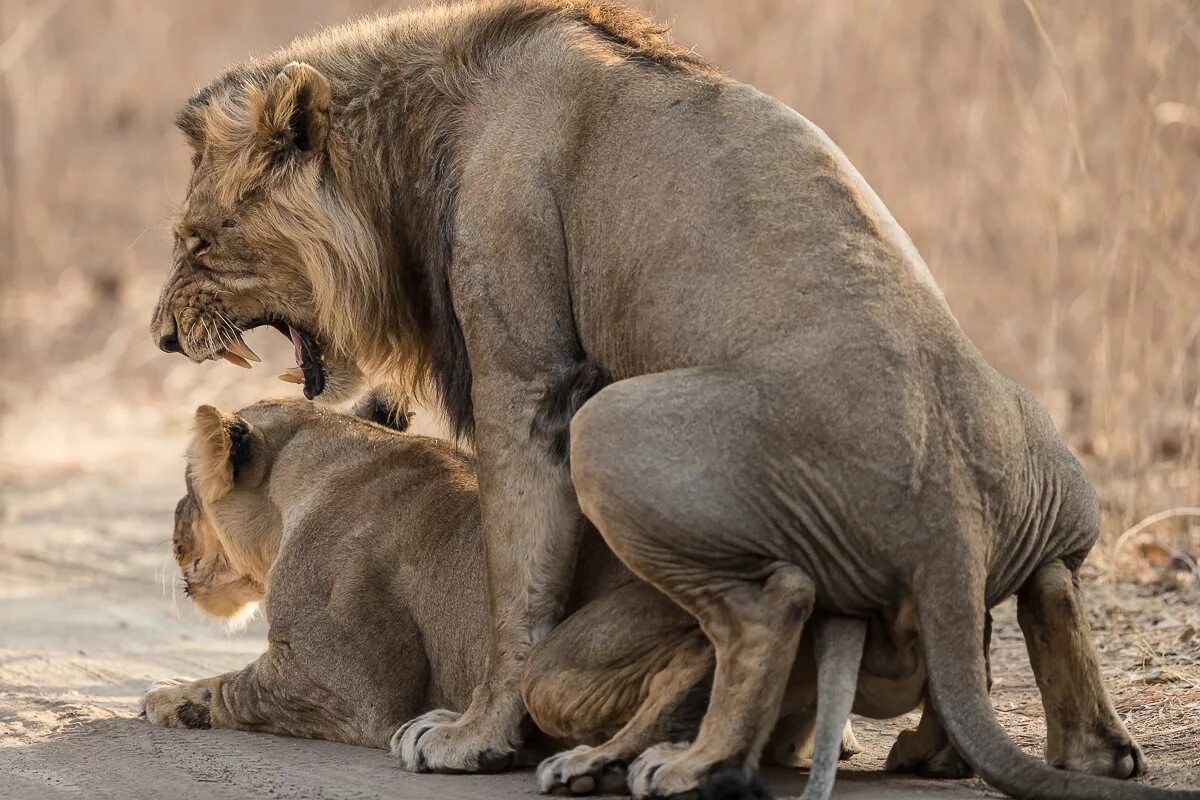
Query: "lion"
143 396 868 786
148 2 1189 798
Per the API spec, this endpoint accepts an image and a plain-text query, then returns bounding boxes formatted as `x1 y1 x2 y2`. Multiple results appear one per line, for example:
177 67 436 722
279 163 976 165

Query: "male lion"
143 397 864 791
149 3 1190 799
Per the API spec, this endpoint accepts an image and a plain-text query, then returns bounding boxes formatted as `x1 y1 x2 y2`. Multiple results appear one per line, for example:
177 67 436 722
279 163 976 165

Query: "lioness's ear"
254 62 332 156
193 405 257 499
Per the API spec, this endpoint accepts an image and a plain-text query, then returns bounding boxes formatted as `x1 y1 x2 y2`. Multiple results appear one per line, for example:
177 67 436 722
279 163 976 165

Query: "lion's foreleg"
390 176 586 774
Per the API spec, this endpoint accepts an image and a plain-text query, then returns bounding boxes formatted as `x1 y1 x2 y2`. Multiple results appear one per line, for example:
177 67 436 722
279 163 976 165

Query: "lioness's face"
150 62 370 402
172 489 265 620
174 403 288 620
173 396 411 619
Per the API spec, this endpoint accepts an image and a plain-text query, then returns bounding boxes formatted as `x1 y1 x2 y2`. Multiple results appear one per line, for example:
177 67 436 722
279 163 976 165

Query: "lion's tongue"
288 325 305 366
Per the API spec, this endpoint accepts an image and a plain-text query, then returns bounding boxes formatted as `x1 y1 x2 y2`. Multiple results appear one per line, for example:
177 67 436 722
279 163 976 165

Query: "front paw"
537 745 629 795
140 679 213 730
628 742 736 799
390 709 515 773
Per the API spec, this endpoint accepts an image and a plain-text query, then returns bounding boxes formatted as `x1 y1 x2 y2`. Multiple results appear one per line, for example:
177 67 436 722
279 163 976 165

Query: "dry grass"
2 1 1196 559
4 0 1197 526
4 0 1198 575
0 0 1197 759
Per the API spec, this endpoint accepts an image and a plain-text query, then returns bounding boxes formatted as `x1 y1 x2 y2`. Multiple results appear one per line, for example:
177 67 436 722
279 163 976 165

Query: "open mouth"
212 319 326 400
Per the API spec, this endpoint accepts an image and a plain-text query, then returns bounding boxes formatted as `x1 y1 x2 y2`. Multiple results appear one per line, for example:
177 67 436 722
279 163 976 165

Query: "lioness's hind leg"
1017 559 1144 779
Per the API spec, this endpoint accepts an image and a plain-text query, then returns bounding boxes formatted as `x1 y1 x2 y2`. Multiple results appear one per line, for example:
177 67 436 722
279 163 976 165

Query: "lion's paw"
390 709 514 773
537 745 629 795
884 727 973 779
140 679 213 730
1049 727 1144 780
626 742 712 799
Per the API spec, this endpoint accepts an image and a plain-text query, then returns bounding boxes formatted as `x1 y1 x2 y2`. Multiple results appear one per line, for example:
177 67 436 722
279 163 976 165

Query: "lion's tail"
916 555 1200 800
798 615 866 800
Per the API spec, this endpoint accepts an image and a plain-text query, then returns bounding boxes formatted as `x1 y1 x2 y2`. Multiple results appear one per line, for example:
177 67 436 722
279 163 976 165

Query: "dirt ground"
1 422 1197 800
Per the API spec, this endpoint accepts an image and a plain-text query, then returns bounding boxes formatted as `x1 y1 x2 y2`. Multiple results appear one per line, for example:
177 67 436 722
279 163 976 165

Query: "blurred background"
0 0 1198 788
4 0 1197 560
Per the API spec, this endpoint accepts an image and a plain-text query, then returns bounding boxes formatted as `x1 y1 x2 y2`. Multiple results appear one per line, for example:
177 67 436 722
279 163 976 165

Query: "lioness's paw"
1050 729 1145 780
537 745 628 795
884 727 973 779
390 709 514 773
140 679 213 730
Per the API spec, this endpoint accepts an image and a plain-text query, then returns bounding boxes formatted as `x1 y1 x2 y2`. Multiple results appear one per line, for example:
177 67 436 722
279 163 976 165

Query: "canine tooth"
219 351 252 369
226 335 261 363
278 368 305 384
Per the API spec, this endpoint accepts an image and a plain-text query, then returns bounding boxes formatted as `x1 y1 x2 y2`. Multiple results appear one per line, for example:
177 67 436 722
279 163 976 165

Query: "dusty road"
1 432 1195 799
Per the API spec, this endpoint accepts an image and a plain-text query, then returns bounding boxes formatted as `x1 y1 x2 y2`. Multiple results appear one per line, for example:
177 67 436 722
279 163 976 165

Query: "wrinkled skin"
147 4 1175 799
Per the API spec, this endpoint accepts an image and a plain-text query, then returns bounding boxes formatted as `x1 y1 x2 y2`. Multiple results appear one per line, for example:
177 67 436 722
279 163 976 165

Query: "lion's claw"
626 742 699 798
390 708 515 773
537 745 629 795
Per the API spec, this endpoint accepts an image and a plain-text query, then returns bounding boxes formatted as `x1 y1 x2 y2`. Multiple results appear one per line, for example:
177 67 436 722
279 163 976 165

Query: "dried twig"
1113 507 1200 554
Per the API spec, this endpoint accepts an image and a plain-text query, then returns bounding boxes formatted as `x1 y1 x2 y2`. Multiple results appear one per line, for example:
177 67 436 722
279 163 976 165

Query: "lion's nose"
158 330 182 354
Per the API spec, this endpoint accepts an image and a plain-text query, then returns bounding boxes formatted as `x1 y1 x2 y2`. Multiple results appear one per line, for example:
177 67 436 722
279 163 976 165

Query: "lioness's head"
151 59 394 403
174 404 277 621
174 394 412 620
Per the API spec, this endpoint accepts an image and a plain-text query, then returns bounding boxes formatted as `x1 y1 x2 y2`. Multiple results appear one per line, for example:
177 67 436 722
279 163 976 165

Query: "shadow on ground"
0 717 998 800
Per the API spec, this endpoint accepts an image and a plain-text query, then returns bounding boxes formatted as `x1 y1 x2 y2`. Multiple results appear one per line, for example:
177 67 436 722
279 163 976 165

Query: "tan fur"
147 4 1174 799
149 400 1136 800
153 1 707 407
147 399 876 772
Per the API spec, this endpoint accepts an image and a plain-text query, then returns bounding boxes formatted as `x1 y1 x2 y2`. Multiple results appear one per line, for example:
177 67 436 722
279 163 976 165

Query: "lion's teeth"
278 367 305 384
219 351 252 369
226 335 260 363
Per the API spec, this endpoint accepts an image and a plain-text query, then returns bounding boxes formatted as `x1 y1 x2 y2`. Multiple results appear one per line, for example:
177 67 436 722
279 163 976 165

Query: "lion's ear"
193 405 257 499
254 62 332 156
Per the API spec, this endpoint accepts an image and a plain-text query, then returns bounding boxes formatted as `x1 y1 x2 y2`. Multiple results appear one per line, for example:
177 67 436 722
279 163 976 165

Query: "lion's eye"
221 218 237 229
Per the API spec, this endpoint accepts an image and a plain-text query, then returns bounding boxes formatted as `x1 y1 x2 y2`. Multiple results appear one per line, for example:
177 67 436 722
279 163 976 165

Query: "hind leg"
571 369 814 798
1017 560 1144 778
765 714 860 767
885 611 992 779
884 698 974 779
526 582 713 795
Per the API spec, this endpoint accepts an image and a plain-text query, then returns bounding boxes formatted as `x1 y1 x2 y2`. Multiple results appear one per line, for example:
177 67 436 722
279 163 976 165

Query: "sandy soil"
1 431 1196 799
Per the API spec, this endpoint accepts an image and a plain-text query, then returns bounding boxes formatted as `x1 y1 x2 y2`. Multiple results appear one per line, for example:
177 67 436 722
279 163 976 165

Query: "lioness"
148 3 1191 799
144 397 864 786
